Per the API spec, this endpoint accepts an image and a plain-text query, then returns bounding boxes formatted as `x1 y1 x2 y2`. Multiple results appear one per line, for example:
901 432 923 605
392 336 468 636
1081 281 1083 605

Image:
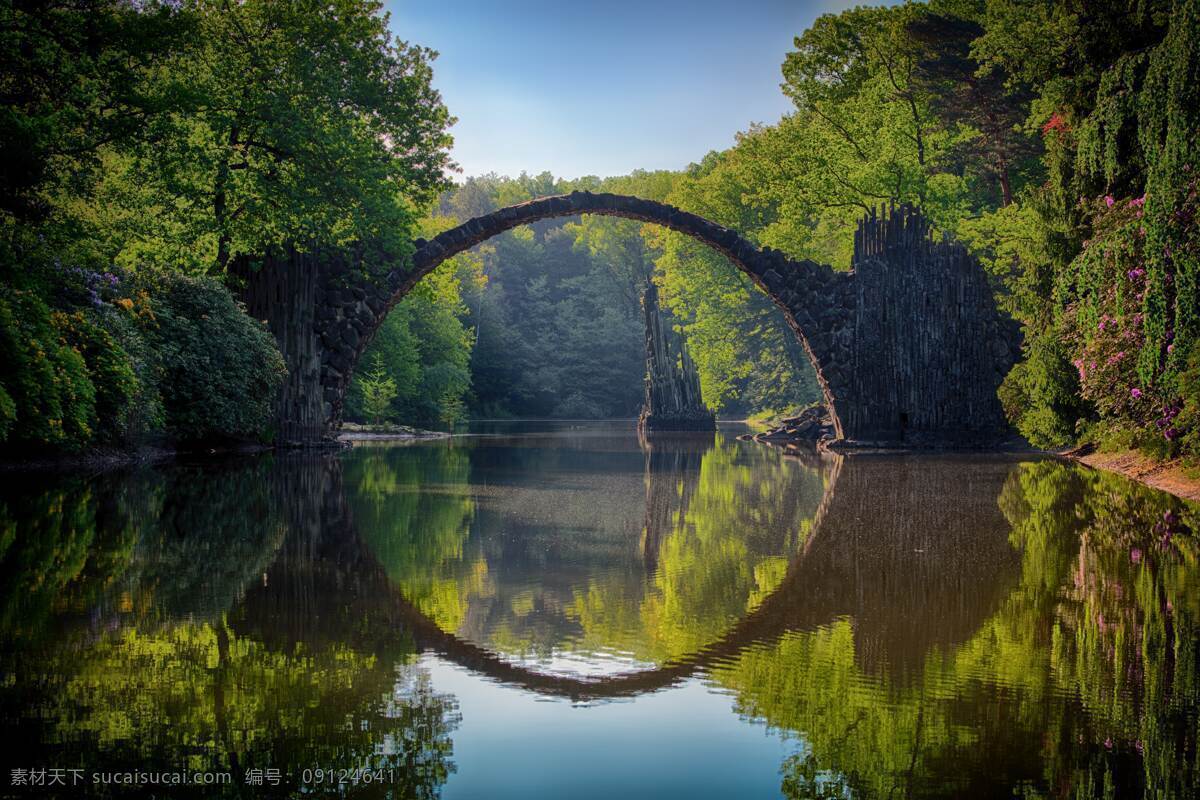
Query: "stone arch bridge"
236 193 1019 447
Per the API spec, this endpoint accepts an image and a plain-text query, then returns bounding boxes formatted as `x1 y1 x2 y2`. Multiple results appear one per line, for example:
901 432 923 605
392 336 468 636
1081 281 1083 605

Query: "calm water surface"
2 421 1199 798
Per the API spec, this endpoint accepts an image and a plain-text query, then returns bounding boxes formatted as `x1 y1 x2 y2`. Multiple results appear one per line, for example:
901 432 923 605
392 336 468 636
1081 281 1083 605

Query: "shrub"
1175 347 1200 459
0 384 15 440
0 289 96 448
145 276 286 443
998 331 1093 448
103 299 165 440
52 310 139 444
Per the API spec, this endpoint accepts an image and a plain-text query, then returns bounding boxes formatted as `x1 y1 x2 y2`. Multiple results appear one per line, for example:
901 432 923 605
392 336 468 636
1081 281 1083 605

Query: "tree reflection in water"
349 432 830 668
0 457 459 799
1 436 1198 799
714 459 1200 799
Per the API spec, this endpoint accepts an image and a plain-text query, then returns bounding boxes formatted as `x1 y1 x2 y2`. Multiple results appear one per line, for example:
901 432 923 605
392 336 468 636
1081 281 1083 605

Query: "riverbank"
740 410 1200 504
0 441 273 474
1069 448 1200 503
337 423 450 442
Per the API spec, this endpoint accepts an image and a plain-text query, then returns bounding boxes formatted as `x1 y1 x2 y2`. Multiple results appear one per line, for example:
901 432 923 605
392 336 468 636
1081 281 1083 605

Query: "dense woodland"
1 0 1198 461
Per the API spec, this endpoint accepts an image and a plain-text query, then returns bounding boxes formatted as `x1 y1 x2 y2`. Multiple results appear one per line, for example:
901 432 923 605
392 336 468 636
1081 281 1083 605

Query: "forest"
1 0 1198 463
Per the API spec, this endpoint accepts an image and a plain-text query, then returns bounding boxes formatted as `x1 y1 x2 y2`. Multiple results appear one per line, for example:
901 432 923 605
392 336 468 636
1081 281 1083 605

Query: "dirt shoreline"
1069 449 1200 503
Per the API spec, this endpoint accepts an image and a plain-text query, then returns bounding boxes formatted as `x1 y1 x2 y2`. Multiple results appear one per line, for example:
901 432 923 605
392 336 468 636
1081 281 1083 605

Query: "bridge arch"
320 191 851 439
238 195 1018 447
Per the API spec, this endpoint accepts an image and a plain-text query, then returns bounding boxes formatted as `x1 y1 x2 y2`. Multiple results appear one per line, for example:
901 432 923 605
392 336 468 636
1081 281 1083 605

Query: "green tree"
0 0 190 220
100 0 454 274
359 355 399 426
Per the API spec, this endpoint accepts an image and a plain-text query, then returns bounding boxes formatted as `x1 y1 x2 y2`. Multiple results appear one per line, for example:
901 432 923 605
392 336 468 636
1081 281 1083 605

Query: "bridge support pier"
234 250 330 447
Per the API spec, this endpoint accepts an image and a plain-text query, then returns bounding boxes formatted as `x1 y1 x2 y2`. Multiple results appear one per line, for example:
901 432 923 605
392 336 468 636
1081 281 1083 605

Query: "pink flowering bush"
1064 193 1192 454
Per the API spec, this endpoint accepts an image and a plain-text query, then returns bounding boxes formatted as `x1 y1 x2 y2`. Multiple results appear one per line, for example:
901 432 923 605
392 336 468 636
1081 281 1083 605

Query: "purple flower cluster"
67 267 121 309
1155 401 1183 441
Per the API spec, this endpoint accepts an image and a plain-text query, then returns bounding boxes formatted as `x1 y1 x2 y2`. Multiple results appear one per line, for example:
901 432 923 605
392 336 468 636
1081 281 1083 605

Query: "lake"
1 421 1198 798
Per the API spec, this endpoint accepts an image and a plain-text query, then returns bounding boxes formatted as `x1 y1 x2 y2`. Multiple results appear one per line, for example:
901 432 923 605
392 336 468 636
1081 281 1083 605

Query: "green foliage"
0 289 96 448
93 0 454 274
358 355 399 426
145 276 285 442
969 0 1200 456
1176 347 1200 457
0 384 13 440
348 433 823 663
714 459 1200 798
0 0 456 450
347 445 478 631
0 460 460 795
51 310 139 444
443 174 648 420
998 331 1092 448
347 250 475 427
0 0 190 220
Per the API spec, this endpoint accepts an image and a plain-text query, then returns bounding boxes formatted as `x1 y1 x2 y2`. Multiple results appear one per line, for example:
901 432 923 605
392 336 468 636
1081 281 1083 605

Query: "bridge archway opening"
319 192 847 438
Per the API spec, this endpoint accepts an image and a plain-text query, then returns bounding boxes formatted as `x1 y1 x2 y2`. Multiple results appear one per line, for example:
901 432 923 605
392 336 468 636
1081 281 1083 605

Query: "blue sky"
383 0 863 181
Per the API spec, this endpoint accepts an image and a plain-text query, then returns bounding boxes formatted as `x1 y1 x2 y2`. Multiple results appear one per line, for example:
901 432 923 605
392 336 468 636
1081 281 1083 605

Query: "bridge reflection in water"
1 427 1198 798
246 438 1025 702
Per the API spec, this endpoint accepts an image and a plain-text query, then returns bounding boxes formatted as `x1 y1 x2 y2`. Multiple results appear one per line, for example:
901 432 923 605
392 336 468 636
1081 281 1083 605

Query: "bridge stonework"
238 192 1019 447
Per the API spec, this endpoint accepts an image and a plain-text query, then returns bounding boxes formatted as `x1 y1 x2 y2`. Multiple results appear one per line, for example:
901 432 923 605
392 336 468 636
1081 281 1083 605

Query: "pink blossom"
1105 195 1115 207
1168 343 1175 353
1129 195 1146 208
1131 547 1142 564
1131 388 1143 399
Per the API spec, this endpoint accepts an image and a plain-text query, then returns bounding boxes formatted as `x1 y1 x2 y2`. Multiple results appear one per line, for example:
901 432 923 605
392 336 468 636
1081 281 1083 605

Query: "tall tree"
0 0 189 221
104 0 455 273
